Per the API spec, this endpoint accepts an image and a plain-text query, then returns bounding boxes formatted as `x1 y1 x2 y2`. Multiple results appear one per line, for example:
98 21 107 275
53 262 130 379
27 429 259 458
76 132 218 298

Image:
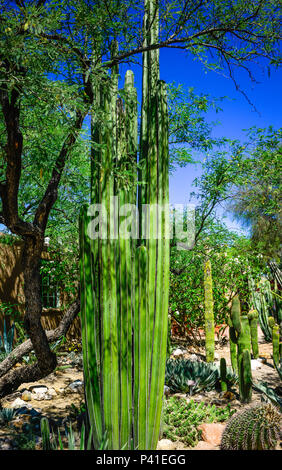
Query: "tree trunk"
22 236 57 373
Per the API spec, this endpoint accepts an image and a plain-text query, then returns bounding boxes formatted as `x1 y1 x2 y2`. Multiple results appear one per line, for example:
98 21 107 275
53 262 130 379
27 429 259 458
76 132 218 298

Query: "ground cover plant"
162 396 235 447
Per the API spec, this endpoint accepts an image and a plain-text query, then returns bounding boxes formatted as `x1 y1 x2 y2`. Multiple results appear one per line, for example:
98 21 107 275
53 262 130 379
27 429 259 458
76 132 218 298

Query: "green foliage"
162 396 234 447
170 222 264 336
228 127 282 259
220 403 281 450
40 255 78 301
0 319 15 360
165 358 237 395
0 407 17 425
253 382 282 412
40 417 107 450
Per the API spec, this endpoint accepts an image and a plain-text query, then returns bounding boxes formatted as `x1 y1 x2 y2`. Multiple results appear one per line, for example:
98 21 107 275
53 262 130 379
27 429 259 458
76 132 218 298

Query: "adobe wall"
0 238 81 339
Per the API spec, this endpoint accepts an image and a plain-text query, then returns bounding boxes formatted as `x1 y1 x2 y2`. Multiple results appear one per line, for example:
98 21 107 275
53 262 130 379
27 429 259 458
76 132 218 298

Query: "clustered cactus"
220 403 281 450
80 0 170 450
228 295 253 403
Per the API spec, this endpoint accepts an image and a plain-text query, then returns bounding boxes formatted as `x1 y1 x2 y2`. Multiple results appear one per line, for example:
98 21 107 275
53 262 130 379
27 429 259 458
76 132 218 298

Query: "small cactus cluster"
250 277 281 343
220 402 281 450
228 295 253 403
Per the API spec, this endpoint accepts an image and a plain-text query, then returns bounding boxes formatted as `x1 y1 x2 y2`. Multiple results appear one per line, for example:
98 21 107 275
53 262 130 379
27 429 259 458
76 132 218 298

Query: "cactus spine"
220 403 281 450
80 0 170 450
229 296 252 402
203 259 215 362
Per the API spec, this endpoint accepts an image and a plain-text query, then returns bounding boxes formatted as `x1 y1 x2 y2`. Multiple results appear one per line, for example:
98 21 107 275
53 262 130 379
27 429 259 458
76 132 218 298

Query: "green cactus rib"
231 295 241 334
239 349 252 403
248 309 259 359
147 79 170 450
203 259 215 362
220 358 228 392
272 324 280 367
134 245 149 448
79 207 103 448
229 297 253 401
228 323 238 373
81 0 170 450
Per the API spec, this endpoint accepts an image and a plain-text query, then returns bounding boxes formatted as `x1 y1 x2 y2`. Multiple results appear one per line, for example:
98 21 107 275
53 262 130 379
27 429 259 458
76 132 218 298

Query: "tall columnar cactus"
229 296 252 402
247 309 259 359
203 259 215 362
80 0 170 450
220 357 228 392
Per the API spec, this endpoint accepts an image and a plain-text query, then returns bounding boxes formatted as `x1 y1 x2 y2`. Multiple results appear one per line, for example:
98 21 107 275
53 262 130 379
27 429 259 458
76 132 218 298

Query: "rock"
193 440 218 450
189 354 200 362
173 348 184 357
21 391 32 402
197 423 225 446
11 398 31 409
64 380 84 395
251 359 262 370
214 352 220 361
157 439 178 450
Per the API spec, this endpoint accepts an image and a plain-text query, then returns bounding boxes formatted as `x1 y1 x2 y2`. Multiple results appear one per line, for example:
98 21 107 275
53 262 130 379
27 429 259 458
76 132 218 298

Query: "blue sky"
117 46 282 236
161 48 282 235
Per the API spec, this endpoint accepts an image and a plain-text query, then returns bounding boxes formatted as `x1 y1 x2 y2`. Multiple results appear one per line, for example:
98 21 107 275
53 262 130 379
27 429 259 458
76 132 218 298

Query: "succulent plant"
220 403 282 450
203 259 215 362
165 358 237 395
228 296 253 403
162 396 234 447
253 382 282 412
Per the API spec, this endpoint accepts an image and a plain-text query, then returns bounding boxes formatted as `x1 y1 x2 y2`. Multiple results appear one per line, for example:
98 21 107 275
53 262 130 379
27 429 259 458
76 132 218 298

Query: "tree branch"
0 298 80 398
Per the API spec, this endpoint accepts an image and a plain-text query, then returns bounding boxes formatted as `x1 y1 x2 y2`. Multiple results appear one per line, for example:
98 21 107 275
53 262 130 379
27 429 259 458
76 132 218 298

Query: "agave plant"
253 382 282 412
165 358 237 395
0 407 17 425
0 319 15 358
40 417 107 450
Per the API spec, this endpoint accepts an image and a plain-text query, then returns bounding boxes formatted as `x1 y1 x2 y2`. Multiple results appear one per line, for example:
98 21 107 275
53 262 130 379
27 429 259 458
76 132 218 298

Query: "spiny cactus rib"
203 259 215 362
80 0 170 450
220 358 228 392
220 403 281 450
248 309 259 359
239 349 252 403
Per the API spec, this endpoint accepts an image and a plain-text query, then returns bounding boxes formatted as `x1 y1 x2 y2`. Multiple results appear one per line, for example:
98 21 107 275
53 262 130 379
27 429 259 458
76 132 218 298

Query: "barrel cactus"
220 403 281 450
